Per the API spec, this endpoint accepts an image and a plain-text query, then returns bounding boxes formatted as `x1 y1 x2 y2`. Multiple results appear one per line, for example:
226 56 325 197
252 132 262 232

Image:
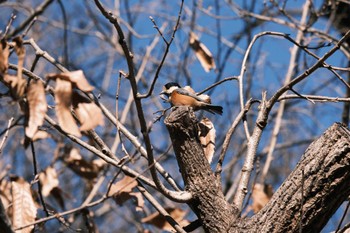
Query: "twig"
137 184 187 233
335 200 350 233
1 14 16 39
289 88 315 104
30 141 50 217
233 92 267 210
94 0 191 203
9 46 182 193
0 117 14 155
153 107 171 123
215 99 259 177
8 0 54 38
233 29 350 212
197 76 238 95
260 0 311 184
138 0 184 99
44 114 156 189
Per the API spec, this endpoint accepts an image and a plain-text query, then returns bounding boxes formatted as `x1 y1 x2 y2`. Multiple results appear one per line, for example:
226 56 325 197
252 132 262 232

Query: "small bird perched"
160 82 223 115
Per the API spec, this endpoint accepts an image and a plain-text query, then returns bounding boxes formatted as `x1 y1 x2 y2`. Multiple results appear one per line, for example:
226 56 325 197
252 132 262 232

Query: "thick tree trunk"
165 106 350 233
246 121 350 232
165 107 239 232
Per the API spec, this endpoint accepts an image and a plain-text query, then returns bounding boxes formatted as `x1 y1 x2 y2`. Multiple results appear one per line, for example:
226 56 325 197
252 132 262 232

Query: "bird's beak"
159 90 165 95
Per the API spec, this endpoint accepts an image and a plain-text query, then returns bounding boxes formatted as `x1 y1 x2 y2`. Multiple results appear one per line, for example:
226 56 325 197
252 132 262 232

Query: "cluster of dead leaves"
0 37 104 140
107 175 189 232
47 71 104 137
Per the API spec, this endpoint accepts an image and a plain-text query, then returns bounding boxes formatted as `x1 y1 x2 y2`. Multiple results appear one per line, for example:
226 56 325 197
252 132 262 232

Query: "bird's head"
160 82 181 96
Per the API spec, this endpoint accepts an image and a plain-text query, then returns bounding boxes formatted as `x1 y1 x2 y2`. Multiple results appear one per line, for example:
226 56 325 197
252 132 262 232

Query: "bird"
160 82 223 115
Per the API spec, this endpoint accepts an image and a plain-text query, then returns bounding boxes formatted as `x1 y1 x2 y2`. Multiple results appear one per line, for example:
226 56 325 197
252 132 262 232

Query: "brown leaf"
13 36 26 80
0 40 9 75
3 74 26 99
11 178 37 233
54 78 81 137
47 70 94 92
251 183 273 213
198 117 216 163
0 179 12 218
72 92 104 131
142 207 189 232
31 130 50 141
63 147 104 179
25 80 48 138
39 166 65 208
108 176 144 211
39 166 59 197
189 32 216 72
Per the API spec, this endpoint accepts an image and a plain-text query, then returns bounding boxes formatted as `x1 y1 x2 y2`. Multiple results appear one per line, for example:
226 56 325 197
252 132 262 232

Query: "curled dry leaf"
39 166 65 208
47 70 94 92
251 183 273 213
25 80 48 138
23 130 50 148
72 92 104 131
142 207 189 232
63 147 104 179
11 177 37 233
0 40 9 75
198 117 216 163
189 32 216 72
108 175 144 212
13 36 26 80
3 74 26 99
39 166 59 197
54 78 81 137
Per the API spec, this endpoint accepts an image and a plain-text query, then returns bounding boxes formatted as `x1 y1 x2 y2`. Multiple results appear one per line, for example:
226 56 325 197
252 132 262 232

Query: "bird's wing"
175 88 207 102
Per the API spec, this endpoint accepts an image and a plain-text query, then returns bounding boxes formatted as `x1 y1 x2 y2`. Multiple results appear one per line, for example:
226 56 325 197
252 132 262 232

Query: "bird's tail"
203 104 223 115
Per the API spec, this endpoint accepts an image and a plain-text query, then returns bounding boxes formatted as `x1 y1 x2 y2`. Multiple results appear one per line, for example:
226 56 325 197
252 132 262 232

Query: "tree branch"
245 123 350 232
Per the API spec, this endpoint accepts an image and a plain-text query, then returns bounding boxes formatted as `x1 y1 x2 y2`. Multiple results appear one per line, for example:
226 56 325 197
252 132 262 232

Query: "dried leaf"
0 40 9 75
251 183 273 213
142 207 189 232
11 178 37 233
108 176 144 211
54 78 81 137
198 118 216 163
39 166 59 197
189 32 216 72
72 92 104 131
3 74 26 99
13 36 26 80
31 130 50 141
47 70 94 92
39 166 65 208
63 147 104 179
0 179 12 217
25 80 48 138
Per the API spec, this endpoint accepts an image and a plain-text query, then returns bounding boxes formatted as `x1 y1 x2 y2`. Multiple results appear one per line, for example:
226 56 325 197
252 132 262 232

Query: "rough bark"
246 122 350 232
165 106 239 232
165 106 350 233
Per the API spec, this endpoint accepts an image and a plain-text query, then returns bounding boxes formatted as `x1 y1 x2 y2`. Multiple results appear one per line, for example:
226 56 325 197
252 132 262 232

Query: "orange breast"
171 91 199 107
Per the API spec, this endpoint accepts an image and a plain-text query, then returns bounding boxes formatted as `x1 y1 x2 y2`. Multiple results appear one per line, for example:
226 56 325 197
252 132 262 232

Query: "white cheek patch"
167 86 179 94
